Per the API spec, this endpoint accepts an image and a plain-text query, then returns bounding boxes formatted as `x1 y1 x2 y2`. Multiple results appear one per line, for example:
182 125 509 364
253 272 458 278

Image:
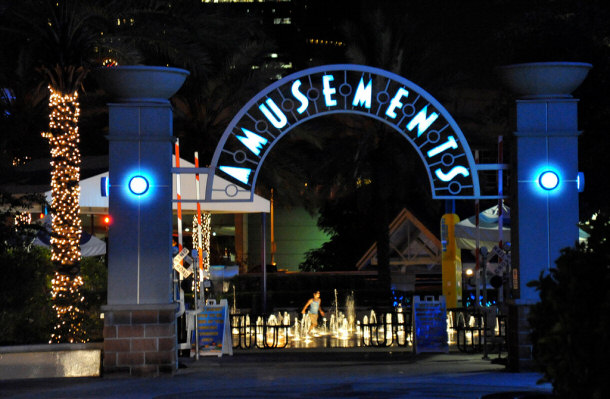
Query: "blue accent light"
123 170 154 202
100 176 110 197
577 172 585 192
539 170 559 191
129 175 149 195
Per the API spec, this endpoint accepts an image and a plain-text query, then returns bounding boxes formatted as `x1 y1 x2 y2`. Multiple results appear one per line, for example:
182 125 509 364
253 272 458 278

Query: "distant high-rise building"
201 0 351 75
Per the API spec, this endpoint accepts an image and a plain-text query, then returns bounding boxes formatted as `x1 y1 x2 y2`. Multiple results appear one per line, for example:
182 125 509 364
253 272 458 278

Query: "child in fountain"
301 290 325 335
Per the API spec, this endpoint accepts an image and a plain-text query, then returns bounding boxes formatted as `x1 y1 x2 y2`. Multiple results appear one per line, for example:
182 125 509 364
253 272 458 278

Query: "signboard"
192 299 232 357
173 248 193 278
208 64 484 201
412 295 449 354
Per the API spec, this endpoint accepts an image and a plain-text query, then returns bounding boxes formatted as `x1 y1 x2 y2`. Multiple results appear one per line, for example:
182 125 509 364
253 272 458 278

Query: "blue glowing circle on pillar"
100 176 110 197
539 171 559 191
129 175 150 196
577 172 585 192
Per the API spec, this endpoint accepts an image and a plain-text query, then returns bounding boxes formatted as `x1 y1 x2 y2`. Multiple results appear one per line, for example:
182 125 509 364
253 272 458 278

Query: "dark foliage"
528 213 610 399
0 246 55 345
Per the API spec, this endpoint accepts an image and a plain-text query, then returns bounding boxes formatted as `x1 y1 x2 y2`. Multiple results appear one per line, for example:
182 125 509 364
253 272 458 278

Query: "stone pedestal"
96 66 189 376
498 62 591 371
507 304 533 371
102 304 176 376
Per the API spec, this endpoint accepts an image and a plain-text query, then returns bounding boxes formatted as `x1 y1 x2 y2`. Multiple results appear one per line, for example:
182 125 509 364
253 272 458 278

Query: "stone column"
95 66 189 376
498 62 591 370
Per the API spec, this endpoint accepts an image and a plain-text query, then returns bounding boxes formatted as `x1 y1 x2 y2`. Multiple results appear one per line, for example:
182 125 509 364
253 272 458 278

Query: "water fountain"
228 289 416 349
346 291 355 332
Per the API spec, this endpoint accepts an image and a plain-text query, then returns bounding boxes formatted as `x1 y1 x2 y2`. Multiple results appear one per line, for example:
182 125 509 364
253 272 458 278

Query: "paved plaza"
0 350 552 398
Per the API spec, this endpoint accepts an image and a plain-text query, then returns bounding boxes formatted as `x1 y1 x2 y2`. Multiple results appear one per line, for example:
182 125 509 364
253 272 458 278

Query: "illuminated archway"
208 64 493 202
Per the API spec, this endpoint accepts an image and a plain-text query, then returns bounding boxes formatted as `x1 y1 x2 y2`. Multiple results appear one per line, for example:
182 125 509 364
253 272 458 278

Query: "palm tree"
0 0 130 343
292 6 450 299
1 0 278 342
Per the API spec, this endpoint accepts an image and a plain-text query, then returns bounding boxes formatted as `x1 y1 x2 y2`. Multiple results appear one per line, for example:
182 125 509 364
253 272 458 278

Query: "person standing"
301 290 325 335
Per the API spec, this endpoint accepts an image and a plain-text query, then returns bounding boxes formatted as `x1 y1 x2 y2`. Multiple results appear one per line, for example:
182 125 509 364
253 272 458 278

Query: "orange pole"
174 140 183 256
270 188 276 266
195 152 204 272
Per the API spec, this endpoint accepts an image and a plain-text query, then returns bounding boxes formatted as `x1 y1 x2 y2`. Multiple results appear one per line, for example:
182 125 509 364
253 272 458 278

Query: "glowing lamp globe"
539 171 559 191
129 175 150 196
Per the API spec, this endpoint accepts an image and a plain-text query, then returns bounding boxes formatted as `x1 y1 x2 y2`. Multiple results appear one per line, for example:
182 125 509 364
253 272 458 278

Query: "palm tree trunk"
43 86 85 343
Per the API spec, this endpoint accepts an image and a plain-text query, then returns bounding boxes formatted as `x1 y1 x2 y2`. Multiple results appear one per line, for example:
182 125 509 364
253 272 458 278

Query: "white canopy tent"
454 205 511 250
455 205 588 250
32 216 107 257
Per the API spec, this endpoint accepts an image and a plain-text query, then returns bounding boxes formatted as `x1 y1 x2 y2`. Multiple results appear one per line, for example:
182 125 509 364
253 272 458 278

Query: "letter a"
259 98 287 129
219 166 252 185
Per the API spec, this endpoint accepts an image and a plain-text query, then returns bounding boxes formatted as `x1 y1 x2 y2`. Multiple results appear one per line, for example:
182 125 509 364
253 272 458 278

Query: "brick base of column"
507 304 535 372
102 304 177 377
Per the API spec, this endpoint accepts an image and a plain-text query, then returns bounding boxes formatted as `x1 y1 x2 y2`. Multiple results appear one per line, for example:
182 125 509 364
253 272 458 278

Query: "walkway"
0 350 552 398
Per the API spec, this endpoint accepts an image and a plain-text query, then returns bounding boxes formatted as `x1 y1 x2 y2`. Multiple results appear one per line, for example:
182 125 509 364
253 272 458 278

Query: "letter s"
291 80 309 114
435 166 470 182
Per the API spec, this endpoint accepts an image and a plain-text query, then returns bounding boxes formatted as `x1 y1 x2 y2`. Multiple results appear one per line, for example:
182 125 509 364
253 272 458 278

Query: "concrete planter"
94 65 190 103
497 62 592 99
0 343 102 379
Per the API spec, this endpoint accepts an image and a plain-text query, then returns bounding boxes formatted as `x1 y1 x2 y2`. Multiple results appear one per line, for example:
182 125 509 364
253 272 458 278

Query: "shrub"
0 246 55 345
528 213 610 399
80 256 107 342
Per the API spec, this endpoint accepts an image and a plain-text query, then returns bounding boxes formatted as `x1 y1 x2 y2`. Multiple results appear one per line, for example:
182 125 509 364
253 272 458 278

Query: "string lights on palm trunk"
42 86 86 343
192 212 211 271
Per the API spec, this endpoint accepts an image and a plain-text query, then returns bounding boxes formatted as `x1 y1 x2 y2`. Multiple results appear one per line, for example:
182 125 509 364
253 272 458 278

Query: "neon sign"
209 65 480 200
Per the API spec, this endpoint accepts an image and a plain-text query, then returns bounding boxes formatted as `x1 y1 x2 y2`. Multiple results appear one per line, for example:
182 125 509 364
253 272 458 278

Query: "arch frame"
206 64 491 202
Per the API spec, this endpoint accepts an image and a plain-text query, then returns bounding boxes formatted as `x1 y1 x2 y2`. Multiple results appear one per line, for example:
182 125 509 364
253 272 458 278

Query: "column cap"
95 66 190 104
497 62 592 99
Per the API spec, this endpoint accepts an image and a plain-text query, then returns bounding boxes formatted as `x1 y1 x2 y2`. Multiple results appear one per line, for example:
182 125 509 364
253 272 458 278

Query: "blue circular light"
539 171 559 191
129 175 149 195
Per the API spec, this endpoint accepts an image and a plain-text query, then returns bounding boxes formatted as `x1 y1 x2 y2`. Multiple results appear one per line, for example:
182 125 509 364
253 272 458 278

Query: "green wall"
248 207 330 271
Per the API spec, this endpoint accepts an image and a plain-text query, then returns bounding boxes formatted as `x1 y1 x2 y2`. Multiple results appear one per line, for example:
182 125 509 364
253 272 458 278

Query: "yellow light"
43 86 86 343
192 212 212 271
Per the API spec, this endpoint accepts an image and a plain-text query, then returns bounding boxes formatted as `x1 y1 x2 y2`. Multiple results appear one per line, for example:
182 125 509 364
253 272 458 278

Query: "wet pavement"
0 349 552 398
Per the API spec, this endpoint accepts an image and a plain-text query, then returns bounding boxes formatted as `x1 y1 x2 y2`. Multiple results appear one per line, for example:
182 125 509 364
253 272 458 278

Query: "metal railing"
361 310 412 347
230 313 291 349
447 307 506 354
